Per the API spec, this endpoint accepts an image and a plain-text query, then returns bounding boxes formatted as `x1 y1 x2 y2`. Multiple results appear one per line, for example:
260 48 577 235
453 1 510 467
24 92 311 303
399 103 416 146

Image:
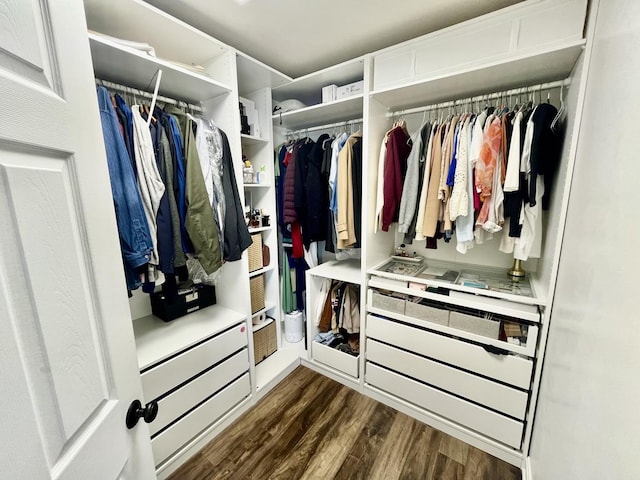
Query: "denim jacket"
97 86 152 291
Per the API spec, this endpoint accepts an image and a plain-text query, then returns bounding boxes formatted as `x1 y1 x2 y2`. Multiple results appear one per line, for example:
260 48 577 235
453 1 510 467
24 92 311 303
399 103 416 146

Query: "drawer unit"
149 349 250 436
366 314 533 389
366 363 524 449
141 323 248 402
312 341 359 378
151 373 251 466
366 339 528 419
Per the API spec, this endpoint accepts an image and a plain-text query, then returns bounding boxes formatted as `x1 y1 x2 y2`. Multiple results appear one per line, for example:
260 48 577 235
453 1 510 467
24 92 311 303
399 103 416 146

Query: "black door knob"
126 399 159 429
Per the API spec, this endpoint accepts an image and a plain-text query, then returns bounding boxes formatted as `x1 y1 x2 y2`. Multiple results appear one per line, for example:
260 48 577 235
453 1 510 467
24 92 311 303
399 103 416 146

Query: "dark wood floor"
168 367 521 480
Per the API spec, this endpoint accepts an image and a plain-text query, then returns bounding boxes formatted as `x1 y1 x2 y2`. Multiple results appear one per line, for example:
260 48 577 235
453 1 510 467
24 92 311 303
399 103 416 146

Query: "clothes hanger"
551 83 566 132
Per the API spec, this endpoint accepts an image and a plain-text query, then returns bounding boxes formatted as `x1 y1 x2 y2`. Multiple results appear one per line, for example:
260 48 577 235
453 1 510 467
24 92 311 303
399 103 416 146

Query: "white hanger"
551 83 566 132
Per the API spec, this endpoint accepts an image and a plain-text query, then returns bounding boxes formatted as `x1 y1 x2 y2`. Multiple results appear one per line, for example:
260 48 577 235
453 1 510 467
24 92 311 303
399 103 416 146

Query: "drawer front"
366 340 528 419
149 349 250 436
151 373 251 466
366 364 523 449
312 341 359 378
367 314 532 389
141 323 247 401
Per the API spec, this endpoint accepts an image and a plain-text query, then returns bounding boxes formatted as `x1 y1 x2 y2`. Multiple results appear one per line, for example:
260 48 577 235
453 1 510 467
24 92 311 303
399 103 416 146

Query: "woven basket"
253 319 277 365
250 274 265 313
248 233 263 272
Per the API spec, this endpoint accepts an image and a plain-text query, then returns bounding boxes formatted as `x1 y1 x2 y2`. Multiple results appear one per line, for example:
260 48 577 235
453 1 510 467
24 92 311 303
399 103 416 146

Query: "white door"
0 1 156 479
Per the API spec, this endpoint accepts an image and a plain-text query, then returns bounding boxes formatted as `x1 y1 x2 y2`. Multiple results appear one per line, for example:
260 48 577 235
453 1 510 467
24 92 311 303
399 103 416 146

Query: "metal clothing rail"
95 78 204 112
386 79 569 118
285 118 363 136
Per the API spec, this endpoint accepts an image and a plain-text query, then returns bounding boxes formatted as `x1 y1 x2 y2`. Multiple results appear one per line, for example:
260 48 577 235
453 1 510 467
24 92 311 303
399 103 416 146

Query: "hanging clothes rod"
286 118 363 136
95 78 204 112
386 79 569 118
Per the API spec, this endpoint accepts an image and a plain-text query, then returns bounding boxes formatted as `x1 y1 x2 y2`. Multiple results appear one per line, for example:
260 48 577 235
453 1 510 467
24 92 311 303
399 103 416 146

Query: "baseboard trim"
523 456 533 480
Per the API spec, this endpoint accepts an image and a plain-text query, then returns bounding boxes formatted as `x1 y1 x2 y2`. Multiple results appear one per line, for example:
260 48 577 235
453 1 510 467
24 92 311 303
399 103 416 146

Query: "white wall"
529 1 640 479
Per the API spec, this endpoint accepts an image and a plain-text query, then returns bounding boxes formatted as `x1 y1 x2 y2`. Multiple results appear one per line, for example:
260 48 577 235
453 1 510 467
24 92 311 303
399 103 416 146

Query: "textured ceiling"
146 0 523 77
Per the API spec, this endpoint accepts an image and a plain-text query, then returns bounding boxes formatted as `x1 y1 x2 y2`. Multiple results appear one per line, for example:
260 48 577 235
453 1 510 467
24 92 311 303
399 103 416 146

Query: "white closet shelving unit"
78 0 594 476
361 0 589 467
271 58 369 388
82 0 294 477
235 53 305 398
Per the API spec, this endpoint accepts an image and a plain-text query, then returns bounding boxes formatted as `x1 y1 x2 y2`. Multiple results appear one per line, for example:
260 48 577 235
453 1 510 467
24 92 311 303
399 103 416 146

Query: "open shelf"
248 226 273 234
249 264 275 278
251 301 276 320
307 259 362 285
371 40 585 111
240 133 270 146
243 183 271 189
272 95 364 130
272 57 365 104
236 51 291 96
133 305 246 371
89 34 230 104
84 0 228 67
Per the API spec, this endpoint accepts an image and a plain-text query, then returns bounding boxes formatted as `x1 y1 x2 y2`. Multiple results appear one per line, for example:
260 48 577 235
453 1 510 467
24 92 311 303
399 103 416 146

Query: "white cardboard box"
322 84 337 103
336 80 364 99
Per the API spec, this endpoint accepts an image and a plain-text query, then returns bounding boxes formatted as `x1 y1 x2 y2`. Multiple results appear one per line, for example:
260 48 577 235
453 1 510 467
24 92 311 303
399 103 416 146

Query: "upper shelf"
371 40 585 111
133 305 246 370
273 95 364 130
272 57 365 105
89 33 231 104
236 52 291 96
84 0 228 67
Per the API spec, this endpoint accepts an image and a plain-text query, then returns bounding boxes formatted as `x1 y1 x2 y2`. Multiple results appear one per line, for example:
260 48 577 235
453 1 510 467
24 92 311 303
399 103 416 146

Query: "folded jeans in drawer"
366 314 532 389
141 323 248 401
151 373 251 466
149 349 250 436
366 363 524 449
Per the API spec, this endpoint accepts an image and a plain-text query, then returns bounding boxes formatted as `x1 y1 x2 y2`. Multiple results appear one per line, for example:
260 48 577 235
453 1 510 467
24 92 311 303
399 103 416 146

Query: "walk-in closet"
1 0 638 479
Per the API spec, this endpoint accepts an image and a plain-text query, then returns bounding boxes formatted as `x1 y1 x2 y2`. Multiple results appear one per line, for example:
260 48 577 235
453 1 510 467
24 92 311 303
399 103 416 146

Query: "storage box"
253 319 277 365
371 290 405 314
322 84 338 103
150 284 216 322
336 80 365 99
405 298 449 326
247 233 263 272
449 310 500 339
250 274 265 313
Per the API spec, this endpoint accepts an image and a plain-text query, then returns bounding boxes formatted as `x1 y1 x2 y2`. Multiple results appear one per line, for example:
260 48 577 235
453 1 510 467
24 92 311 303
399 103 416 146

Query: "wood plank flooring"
168 367 521 480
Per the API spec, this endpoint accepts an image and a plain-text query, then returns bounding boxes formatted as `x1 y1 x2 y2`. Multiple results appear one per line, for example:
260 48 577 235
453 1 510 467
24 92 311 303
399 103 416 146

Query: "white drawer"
141 323 247 401
149 349 250 436
312 341 359 378
366 340 528 419
366 315 532 389
151 373 250 466
366 363 523 449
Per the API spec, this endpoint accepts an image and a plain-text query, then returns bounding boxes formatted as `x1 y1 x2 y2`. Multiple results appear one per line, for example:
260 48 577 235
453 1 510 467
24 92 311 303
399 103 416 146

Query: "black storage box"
151 284 216 322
